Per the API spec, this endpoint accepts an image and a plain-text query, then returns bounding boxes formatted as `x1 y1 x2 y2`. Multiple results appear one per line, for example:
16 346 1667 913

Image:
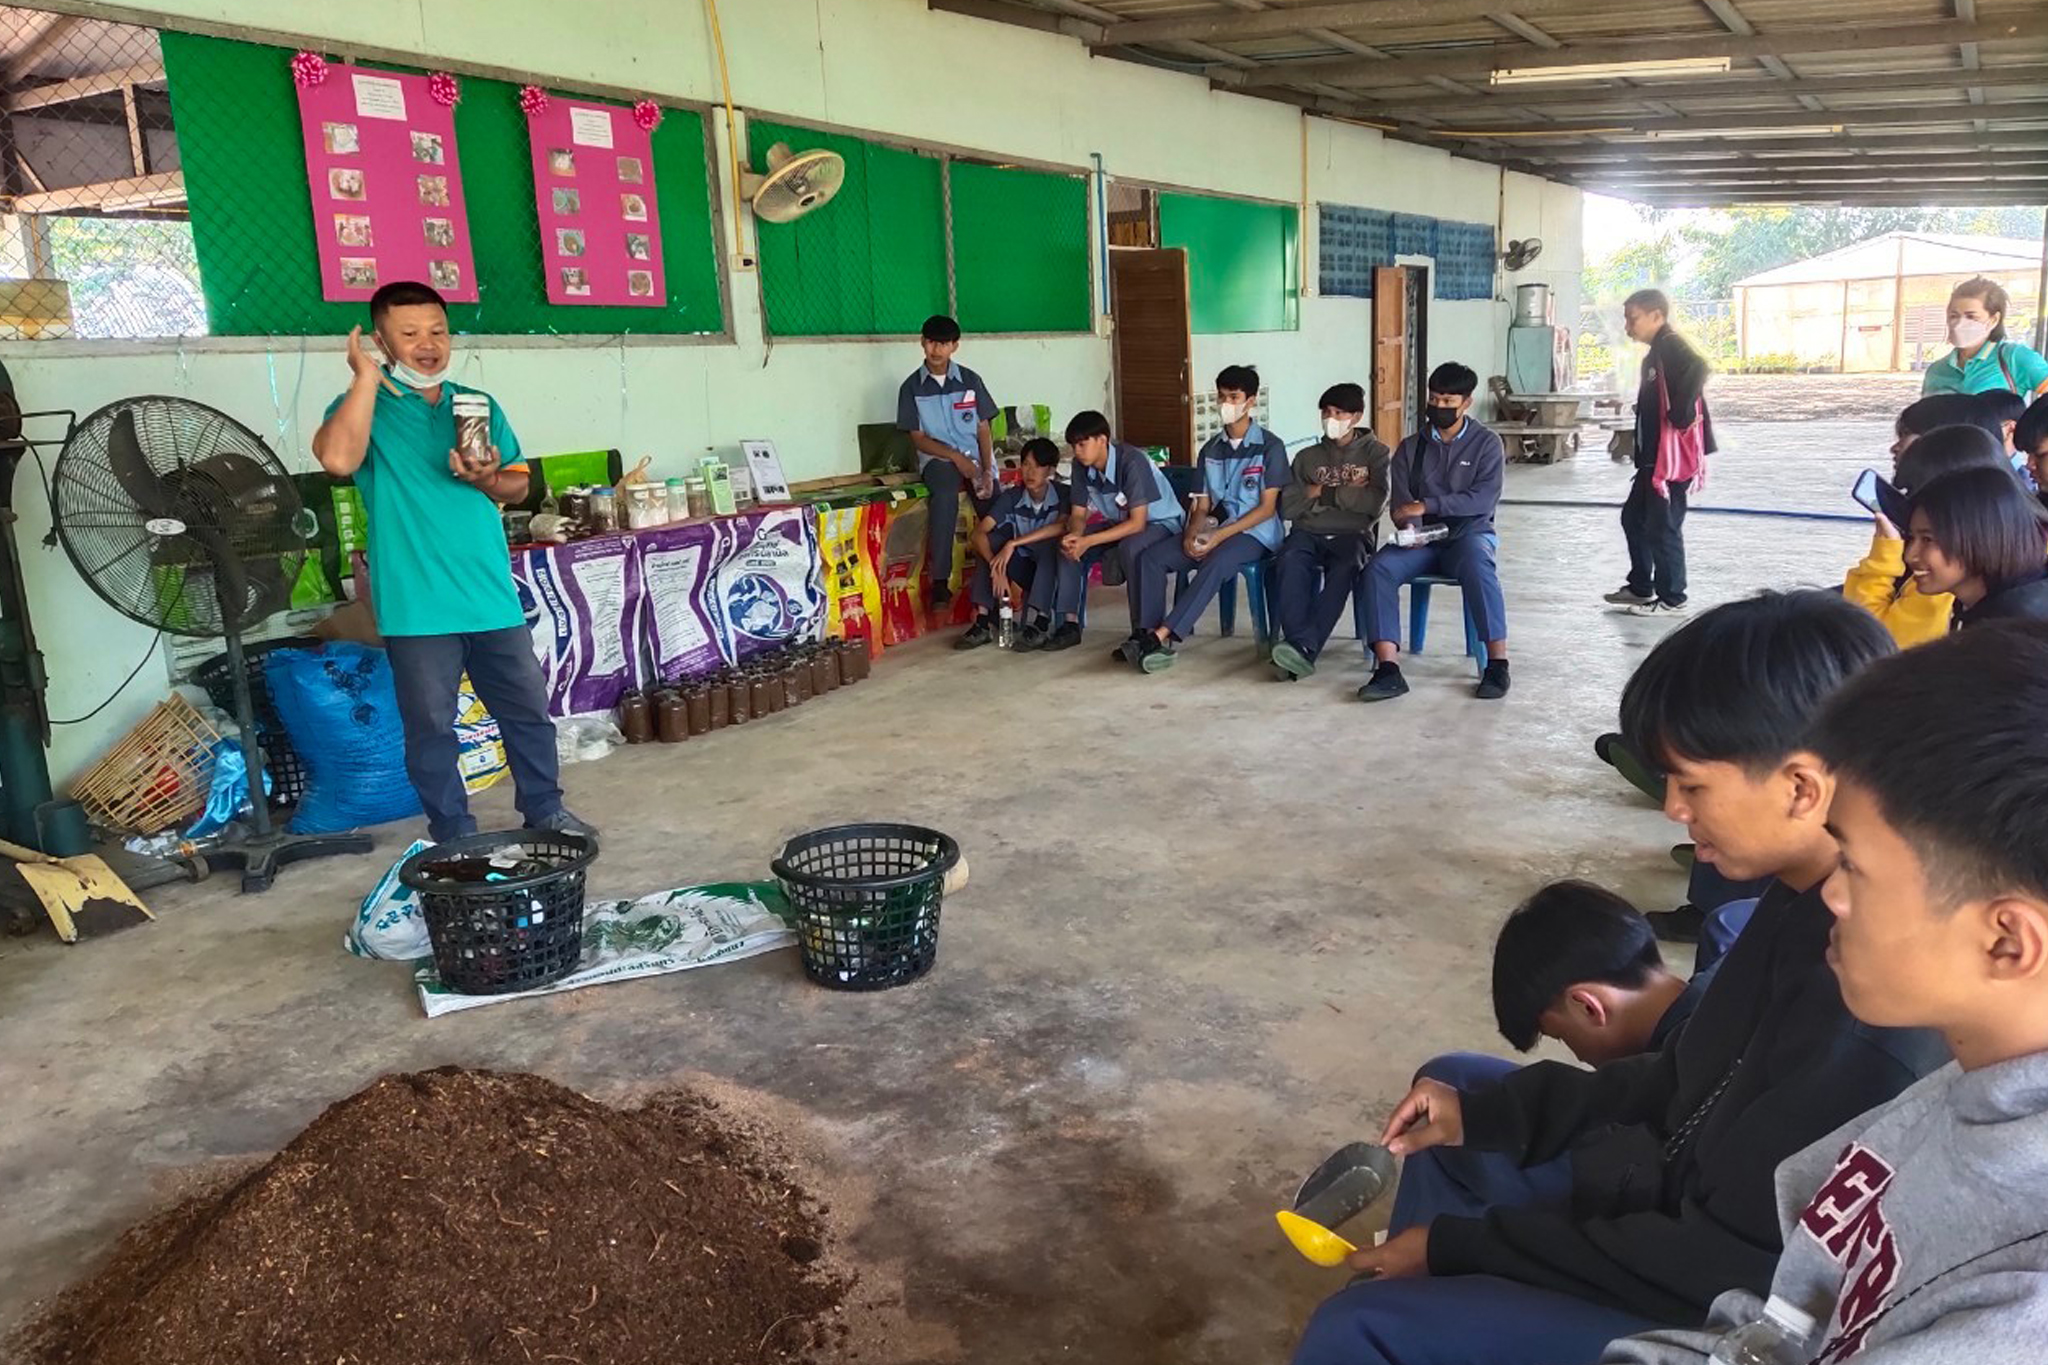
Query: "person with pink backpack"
1605 289 1712 618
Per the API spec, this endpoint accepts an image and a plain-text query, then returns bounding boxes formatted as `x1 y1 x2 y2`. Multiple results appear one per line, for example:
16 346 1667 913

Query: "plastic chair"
1351 540 1495 678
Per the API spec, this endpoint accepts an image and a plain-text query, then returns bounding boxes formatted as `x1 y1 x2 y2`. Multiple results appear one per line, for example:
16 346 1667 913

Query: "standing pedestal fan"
51 395 372 892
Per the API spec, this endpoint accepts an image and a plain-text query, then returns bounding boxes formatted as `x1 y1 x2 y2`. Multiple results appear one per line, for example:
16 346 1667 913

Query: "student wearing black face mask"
1358 363 1510 702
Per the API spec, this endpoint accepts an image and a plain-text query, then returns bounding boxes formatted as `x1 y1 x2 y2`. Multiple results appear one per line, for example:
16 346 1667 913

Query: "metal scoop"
1275 1141 1397 1266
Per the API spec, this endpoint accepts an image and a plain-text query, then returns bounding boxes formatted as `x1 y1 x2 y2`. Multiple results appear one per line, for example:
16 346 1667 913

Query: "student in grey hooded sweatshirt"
1604 622 2048 1365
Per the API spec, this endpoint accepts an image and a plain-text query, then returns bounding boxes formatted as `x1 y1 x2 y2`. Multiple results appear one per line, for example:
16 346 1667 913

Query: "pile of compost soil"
20 1067 847 1365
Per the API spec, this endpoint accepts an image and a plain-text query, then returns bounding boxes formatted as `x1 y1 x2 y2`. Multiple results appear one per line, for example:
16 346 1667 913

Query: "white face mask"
1949 317 1994 351
1218 399 1248 426
1323 416 1356 441
386 360 443 389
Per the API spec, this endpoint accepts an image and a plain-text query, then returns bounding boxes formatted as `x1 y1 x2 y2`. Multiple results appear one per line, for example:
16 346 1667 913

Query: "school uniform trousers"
967 529 1060 619
1275 528 1372 660
922 458 988 596
1291 1051 1658 1365
1130 533 1272 640
1072 520 1181 631
1361 531 1507 650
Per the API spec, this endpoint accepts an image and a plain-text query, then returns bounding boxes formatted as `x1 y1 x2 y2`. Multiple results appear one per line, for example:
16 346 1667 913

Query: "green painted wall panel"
1159 192 1299 335
950 162 1089 334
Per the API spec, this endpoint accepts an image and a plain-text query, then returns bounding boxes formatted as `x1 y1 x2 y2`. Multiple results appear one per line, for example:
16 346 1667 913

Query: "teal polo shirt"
1920 339 2048 397
325 376 527 637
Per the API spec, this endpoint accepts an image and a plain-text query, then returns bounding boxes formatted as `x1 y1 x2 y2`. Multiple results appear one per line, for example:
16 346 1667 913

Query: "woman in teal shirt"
1921 276 2048 398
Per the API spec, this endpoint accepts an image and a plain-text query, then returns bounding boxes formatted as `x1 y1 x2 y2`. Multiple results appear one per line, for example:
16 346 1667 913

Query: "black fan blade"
106 407 178 520
241 556 292 624
185 524 251 626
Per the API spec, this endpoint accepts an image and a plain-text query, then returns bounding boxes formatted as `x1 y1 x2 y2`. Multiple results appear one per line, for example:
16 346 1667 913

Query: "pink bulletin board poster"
527 98 665 307
296 65 477 303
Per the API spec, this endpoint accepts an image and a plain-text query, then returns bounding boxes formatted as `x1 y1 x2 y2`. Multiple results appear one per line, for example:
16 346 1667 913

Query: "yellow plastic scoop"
1276 1141 1397 1266
1276 1209 1357 1267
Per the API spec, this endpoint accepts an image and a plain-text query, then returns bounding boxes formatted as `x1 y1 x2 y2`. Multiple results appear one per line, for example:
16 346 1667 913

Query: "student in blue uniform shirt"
1358 362 1511 702
955 438 1077 652
1129 364 1291 673
1061 409 1185 657
895 314 997 610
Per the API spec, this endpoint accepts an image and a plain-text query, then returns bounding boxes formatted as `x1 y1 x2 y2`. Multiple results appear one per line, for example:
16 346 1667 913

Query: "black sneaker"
1110 632 1145 663
1627 599 1689 618
1136 634 1177 674
1047 622 1083 652
930 586 953 612
1014 623 1050 652
954 617 994 650
1270 641 1315 680
1603 585 1655 607
1476 660 1511 700
1647 903 1705 945
1357 661 1409 702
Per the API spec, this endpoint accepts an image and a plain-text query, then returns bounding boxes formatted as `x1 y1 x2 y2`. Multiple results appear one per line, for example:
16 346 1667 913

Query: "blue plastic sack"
264 642 423 834
184 739 273 839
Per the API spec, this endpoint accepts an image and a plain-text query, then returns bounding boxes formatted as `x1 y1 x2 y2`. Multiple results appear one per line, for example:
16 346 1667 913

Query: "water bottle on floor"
1708 1296 1817 1365
997 604 1016 649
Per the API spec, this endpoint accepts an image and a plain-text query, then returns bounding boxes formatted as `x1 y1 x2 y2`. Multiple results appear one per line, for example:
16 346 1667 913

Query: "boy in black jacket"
1291 591 1950 1365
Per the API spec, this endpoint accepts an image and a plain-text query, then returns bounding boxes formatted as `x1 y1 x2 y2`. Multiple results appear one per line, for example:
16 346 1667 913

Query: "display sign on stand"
524 93 665 306
294 61 477 302
741 439 792 503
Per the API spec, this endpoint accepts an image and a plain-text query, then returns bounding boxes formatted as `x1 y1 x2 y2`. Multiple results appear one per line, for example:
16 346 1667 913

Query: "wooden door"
1110 248 1193 465
1371 265 1408 448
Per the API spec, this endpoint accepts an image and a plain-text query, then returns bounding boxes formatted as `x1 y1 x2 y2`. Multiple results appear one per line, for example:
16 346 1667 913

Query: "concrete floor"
0 417 1885 1362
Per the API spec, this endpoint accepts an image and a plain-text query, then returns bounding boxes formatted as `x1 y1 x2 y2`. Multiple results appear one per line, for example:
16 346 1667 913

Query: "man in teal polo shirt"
312 280 592 843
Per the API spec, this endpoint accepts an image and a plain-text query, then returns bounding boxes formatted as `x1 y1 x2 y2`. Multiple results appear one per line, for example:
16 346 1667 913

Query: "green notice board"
1159 192 1299 334
951 162 1089 333
749 119 946 337
161 30 723 336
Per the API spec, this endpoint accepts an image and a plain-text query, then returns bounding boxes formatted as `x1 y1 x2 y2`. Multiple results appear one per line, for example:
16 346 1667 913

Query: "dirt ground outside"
1700 372 1923 423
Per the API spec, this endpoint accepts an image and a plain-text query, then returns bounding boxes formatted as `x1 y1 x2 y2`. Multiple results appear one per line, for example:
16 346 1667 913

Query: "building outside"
1733 232 2045 374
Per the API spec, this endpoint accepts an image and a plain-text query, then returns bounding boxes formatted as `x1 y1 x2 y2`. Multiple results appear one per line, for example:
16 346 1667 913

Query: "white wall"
14 0 1580 782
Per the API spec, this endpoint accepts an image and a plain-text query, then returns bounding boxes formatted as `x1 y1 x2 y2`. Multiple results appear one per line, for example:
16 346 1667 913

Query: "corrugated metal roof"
935 0 2048 206
1734 233 2048 288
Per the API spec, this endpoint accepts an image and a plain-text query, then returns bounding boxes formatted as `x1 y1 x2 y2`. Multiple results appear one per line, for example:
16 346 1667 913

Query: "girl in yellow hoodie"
1844 423 2010 647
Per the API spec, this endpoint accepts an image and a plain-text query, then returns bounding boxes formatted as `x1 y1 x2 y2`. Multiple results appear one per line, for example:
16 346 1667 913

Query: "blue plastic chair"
1351 538 1494 678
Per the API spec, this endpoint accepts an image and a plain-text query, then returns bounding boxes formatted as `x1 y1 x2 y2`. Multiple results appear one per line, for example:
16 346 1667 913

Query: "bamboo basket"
70 695 224 834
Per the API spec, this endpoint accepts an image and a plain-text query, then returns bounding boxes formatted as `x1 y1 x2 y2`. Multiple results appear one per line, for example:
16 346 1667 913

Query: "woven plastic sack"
265 642 422 834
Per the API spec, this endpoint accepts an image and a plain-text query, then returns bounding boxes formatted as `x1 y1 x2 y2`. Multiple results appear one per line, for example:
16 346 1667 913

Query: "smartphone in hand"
1852 468 1909 528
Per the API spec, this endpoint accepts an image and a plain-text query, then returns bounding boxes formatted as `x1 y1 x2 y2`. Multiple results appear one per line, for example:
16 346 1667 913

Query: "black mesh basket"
194 636 322 810
772 823 959 991
399 831 598 996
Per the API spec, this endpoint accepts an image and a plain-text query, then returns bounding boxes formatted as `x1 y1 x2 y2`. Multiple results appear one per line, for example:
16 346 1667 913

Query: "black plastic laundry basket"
772 823 959 991
399 831 598 995
194 636 322 810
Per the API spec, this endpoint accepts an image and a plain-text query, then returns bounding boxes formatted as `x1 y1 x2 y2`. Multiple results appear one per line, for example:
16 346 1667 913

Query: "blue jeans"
1292 1054 1658 1365
1362 533 1506 650
385 626 565 843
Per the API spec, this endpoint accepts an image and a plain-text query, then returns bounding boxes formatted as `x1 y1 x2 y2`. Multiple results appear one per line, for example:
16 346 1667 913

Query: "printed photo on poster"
561 267 589 296
322 121 359 154
334 214 374 247
552 188 580 215
429 260 461 290
625 232 650 261
548 148 575 176
617 156 642 184
620 192 648 222
340 258 378 289
410 131 444 164
423 217 454 247
329 167 366 200
418 174 449 207
556 228 585 257
627 270 653 297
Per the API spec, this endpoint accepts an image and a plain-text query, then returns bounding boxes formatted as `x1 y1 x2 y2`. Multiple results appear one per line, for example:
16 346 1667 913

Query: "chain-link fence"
0 8 195 340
